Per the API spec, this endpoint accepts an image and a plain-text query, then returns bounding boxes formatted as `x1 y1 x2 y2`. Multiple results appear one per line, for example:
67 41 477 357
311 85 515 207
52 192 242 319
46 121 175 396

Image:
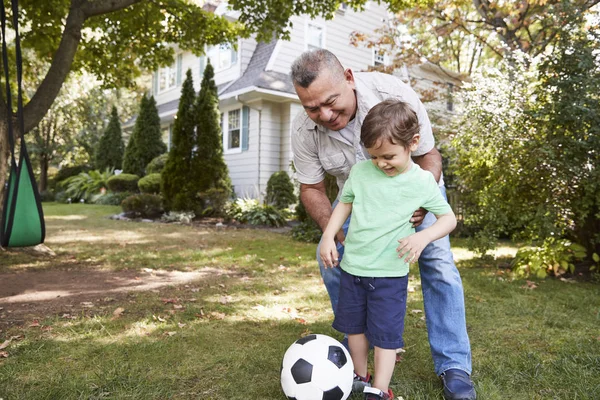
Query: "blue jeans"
316 186 472 375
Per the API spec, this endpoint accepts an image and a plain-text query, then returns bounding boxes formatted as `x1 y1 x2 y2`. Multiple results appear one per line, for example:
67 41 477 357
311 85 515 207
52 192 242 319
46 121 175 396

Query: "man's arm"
300 181 346 243
413 147 443 183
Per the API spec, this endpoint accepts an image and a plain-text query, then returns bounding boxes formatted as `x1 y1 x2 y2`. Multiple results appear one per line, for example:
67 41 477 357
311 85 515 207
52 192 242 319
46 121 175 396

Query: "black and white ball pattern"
281 334 353 400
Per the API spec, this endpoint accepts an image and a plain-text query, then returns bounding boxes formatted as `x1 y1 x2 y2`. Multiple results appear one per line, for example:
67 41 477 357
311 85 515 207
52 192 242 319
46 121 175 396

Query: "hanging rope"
0 0 45 248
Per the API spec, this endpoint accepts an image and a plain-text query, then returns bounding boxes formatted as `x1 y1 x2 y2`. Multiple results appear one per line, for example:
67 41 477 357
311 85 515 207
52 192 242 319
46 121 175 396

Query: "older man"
290 49 476 400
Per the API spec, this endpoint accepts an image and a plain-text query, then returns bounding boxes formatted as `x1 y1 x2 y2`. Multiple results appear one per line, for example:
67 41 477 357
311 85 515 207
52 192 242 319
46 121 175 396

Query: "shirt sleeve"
339 167 355 204
422 172 452 215
291 115 325 185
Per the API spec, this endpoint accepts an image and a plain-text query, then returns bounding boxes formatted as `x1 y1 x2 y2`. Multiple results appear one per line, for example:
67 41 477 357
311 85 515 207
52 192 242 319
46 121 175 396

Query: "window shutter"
176 54 183 86
241 106 249 151
231 46 238 65
153 71 159 96
199 55 206 78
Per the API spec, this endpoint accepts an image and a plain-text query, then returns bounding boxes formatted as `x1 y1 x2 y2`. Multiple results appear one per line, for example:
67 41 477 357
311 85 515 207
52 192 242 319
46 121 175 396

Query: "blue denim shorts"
332 268 408 349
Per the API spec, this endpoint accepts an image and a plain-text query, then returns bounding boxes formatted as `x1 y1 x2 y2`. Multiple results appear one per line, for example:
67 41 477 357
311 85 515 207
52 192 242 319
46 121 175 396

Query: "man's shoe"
352 372 372 393
441 369 476 400
363 386 394 400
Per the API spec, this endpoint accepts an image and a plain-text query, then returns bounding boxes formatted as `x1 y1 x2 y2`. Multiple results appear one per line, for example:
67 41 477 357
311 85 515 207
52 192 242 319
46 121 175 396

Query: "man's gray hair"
290 49 345 88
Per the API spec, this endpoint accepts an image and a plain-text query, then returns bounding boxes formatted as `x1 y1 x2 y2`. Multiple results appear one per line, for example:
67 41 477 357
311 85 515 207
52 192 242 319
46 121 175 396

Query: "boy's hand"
320 239 340 269
396 232 428 264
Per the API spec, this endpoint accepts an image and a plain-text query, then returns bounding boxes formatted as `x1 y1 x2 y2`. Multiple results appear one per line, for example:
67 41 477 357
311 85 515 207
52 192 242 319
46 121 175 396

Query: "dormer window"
207 43 238 72
306 22 325 50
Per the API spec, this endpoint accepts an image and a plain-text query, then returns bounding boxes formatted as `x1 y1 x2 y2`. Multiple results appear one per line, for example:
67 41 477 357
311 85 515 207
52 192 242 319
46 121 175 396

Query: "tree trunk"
39 155 48 193
0 121 9 217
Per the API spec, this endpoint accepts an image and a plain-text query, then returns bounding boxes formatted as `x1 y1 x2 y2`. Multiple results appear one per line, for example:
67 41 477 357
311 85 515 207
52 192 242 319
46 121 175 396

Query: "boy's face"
367 136 420 177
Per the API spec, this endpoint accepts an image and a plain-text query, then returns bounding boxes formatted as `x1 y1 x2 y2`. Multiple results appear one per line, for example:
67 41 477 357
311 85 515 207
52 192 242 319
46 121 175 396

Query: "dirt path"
0 267 214 330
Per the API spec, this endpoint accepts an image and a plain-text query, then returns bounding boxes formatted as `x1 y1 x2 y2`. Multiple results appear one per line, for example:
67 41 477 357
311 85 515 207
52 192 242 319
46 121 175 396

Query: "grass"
1 203 599 399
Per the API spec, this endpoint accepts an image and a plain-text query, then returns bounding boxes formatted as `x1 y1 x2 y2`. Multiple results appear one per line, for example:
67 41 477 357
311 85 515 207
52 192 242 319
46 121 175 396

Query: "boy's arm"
320 202 353 268
396 211 457 264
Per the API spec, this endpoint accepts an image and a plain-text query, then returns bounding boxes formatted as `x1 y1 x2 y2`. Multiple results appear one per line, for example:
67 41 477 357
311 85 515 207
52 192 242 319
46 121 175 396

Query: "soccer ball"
280 334 354 400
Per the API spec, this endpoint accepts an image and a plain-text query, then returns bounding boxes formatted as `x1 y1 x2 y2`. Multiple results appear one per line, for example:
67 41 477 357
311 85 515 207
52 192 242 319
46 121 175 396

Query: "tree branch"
22 0 142 133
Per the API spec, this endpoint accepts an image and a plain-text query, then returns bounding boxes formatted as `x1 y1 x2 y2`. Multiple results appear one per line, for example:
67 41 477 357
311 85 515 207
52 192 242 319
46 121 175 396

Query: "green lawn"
0 203 599 399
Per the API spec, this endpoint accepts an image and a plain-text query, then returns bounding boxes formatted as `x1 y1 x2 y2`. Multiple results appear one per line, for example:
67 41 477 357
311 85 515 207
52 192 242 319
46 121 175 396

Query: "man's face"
294 68 357 131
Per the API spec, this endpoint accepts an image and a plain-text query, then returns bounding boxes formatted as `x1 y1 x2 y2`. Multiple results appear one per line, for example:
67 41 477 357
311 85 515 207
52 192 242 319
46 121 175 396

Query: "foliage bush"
138 173 161 194
95 106 124 170
225 198 286 227
107 173 139 193
291 221 322 243
161 211 195 224
121 193 163 219
512 238 587 278
123 95 166 177
62 168 114 202
451 21 600 271
193 61 233 199
199 188 230 217
161 70 198 212
146 154 169 175
266 171 296 209
39 190 55 202
93 191 134 206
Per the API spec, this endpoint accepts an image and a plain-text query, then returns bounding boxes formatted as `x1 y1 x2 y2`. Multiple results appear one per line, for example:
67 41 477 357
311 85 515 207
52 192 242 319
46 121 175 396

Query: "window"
207 43 237 71
373 48 386 67
158 63 177 93
227 109 241 150
306 23 324 50
154 54 182 95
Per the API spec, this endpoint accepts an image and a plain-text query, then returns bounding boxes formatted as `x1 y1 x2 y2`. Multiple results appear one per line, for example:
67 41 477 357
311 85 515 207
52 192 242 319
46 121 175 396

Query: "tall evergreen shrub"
123 95 166 177
95 106 124 170
161 69 197 211
193 61 232 199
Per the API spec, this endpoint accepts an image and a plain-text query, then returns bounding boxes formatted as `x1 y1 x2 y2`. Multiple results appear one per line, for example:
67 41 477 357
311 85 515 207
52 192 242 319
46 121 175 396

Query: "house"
145 1 461 200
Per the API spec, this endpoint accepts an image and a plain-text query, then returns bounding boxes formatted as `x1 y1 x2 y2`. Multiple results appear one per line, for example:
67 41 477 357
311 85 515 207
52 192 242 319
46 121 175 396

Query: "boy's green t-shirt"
339 161 451 278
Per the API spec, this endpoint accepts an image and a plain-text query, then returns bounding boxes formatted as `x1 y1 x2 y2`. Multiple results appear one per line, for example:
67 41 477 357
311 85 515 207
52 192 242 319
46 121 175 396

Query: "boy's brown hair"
361 99 420 149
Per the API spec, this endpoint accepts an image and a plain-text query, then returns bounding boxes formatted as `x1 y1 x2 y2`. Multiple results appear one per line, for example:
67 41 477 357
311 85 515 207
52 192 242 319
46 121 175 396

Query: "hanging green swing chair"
0 0 45 248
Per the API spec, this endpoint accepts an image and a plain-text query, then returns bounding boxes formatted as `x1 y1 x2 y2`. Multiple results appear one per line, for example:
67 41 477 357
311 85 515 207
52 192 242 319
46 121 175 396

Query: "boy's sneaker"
363 387 394 400
352 372 372 393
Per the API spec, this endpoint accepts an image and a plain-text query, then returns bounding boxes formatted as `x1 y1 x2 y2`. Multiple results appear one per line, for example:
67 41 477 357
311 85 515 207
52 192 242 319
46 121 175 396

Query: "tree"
351 0 599 76
451 12 600 272
161 70 197 212
95 106 124 171
0 0 241 211
123 95 166 177
193 61 232 198
1 0 434 211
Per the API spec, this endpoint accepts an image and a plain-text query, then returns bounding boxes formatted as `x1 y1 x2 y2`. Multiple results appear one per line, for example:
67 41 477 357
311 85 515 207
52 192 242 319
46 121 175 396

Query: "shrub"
39 190 55 202
107 173 139 193
93 191 134 206
199 188 230 217
161 211 195 224
266 171 296 209
512 238 587 278
225 198 286 227
62 168 114 202
291 221 322 243
138 173 161 194
146 154 169 175
121 193 163 219
95 106 124 170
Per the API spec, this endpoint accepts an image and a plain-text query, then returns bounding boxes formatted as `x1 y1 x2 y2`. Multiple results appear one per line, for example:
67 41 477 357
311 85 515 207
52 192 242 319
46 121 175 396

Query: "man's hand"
335 230 346 246
410 208 427 228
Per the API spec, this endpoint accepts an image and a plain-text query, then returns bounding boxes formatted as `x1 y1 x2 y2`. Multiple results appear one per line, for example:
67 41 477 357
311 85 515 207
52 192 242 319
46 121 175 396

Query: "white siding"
240 36 258 75
224 103 260 198
268 3 389 75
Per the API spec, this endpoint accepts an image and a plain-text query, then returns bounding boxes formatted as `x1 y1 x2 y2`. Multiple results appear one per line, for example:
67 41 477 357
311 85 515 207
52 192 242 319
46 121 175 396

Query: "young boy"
319 99 457 400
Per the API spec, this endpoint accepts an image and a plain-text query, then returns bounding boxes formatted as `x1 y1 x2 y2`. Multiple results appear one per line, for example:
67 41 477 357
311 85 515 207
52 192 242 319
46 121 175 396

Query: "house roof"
219 39 296 98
